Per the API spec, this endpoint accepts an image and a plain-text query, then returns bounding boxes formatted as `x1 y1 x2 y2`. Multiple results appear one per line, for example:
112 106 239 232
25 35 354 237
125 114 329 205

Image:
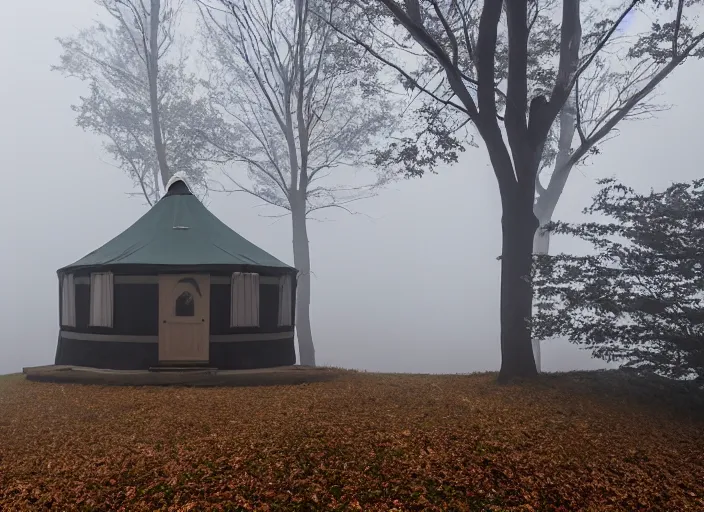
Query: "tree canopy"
336 0 703 180
53 0 214 205
533 178 704 380
325 0 704 379
198 0 398 215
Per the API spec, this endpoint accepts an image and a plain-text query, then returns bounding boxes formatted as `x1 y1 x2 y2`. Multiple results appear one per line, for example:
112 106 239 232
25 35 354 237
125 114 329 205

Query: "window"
60 273 76 327
175 291 195 317
89 272 114 327
231 272 260 327
278 274 293 326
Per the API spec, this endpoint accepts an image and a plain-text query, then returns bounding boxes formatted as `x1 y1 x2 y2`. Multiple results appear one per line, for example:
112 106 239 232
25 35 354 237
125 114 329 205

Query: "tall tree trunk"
291 196 315 366
148 0 170 187
533 222 551 254
531 96 577 372
498 182 540 383
531 215 550 373
533 96 577 253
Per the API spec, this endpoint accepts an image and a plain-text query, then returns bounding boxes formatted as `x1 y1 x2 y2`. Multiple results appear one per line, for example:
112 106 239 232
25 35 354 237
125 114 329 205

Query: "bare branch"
673 0 685 57
574 78 587 145
504 0 530 161
541 0 580 139
476 0 502 123
571 0 639 90
198 0 399 222
430 0 459 66
321 18 469 114
377 0 480 119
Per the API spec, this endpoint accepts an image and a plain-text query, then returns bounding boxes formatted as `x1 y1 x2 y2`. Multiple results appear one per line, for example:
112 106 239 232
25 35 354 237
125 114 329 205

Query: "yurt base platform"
22 364 341 387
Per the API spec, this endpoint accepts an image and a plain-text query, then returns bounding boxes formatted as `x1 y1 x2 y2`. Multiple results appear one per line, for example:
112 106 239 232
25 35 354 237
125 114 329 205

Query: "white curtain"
60 274 76 327
89 272 114 327
231 272 260 327
278 274 293 326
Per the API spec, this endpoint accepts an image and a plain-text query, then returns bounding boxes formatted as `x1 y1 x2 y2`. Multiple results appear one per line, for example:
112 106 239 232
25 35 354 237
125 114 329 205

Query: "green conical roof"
59 177 294 273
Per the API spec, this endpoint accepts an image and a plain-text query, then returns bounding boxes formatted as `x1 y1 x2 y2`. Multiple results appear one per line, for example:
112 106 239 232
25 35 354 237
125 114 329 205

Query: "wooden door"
158 274 210 364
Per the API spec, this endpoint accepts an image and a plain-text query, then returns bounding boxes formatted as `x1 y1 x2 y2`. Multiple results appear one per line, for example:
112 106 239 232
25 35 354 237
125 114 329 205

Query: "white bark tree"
53 0 214 204
197 0 399 366
530 2 704 371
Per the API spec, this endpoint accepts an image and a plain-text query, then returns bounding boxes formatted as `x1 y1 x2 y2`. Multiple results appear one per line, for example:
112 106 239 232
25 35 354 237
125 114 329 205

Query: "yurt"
55 175 297 370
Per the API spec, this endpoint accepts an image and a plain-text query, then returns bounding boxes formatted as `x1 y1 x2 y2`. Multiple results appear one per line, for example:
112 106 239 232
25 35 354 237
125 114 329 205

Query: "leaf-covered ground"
0 370 702 511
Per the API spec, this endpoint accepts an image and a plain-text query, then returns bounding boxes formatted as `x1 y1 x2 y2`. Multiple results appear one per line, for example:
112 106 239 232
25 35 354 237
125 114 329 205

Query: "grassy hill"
0 370 702 511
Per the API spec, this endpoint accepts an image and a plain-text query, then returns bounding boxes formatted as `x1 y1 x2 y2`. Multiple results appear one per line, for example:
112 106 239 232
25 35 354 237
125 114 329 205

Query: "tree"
326 0 704 381
196 0 398 366
533 178 704 381
530 1 704 371
53 0 214 204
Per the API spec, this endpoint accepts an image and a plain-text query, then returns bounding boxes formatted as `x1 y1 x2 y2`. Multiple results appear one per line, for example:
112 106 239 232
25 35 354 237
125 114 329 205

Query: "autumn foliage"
1 370 703 511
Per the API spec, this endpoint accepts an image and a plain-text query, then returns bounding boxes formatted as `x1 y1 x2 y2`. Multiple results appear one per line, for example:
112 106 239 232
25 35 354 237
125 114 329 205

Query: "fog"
1 1 702 375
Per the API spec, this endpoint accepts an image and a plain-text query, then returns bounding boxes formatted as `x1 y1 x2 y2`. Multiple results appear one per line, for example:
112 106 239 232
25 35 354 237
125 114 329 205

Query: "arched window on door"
175 291 195 317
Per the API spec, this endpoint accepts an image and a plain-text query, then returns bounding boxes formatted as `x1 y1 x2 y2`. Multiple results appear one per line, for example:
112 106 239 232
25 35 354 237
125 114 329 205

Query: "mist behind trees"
1 0 703 376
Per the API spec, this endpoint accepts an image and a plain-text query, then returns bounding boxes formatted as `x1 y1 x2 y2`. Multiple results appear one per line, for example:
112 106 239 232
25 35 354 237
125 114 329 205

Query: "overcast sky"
1 1 702 375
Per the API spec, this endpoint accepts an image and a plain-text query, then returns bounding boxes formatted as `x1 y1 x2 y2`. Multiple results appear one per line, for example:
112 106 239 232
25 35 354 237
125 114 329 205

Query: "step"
148 366 217 373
